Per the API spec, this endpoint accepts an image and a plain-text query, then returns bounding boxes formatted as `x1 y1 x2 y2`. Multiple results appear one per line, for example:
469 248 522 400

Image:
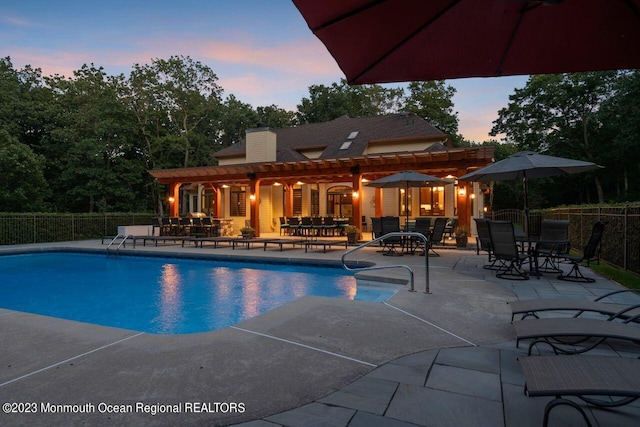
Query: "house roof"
214 113 449 161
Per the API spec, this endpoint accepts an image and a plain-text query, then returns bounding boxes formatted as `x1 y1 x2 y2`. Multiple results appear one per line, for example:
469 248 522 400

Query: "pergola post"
214 186 222 218
351 173 362 232
374 187 383 217
456 176 471 232
249 176 260 237
169 182 181 217
284 183 294 217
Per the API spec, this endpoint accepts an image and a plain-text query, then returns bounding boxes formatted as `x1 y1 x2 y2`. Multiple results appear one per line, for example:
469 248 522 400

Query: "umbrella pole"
523 172 529 236
405 183 409 227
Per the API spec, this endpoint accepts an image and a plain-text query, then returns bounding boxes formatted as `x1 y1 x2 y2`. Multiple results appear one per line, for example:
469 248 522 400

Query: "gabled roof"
214 113 448 161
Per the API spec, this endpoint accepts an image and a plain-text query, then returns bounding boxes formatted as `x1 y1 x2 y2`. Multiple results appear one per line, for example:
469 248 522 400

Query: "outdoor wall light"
470 193 475 199
273 182 282 186
296 181 304 186
168 196 175 203
458 188 466 196
352 191 359 199
249 194 257 202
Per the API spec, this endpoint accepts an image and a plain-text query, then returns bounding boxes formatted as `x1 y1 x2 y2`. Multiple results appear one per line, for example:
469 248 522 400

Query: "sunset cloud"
0 1 527 142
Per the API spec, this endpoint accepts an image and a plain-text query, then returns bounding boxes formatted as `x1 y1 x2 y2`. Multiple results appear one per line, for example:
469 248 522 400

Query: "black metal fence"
0 213 155 245
489 205 640 274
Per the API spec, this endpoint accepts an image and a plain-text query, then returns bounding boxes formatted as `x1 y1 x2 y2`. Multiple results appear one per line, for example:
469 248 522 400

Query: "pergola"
149 145 494 236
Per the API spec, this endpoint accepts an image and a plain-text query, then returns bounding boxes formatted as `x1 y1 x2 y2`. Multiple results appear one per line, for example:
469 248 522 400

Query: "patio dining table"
515 235 571 279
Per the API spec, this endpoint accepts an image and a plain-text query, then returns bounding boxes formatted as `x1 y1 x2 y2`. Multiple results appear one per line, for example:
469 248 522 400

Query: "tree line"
1 54 638 213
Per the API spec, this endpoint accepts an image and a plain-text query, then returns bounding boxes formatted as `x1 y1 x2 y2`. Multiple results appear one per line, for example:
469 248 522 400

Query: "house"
148 113 494 236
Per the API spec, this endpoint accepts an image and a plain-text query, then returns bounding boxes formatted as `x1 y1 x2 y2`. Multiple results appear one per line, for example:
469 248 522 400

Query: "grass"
589 261 640 290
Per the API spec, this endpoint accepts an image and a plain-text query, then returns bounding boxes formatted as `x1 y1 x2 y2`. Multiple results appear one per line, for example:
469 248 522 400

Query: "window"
339 141 352 150
201 188 216 216
420 186 445 216
327 186 353 217
293 188 302 216
310 188 319 217
347 131 359 140
230 187 246 217
399 188 412 217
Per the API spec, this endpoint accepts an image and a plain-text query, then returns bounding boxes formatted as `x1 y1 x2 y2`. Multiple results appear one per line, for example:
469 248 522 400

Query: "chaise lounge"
513 312 640 355
519 355 640 427
510 289 640 322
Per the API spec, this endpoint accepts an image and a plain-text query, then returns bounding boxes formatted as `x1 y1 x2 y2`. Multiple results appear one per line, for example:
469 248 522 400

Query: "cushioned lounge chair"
519 355 640 427
510 289 640 322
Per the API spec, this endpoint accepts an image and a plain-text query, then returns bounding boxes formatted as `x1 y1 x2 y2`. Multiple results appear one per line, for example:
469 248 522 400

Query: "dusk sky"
1 0 529 142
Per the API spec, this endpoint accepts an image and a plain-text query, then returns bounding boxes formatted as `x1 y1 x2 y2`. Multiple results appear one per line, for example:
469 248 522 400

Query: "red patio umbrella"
292 0 640 84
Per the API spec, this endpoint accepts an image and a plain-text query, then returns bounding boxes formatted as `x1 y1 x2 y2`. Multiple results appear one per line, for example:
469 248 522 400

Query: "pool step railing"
341 232 430 294
106 234 130 255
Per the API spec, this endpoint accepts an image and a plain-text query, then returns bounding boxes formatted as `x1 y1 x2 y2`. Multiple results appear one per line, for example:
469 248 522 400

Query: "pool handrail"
106 234 130 255
341 232 430 294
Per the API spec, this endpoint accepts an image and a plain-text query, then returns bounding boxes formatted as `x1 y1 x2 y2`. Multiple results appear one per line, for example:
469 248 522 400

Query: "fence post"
624 204 629 271
33 214 37 244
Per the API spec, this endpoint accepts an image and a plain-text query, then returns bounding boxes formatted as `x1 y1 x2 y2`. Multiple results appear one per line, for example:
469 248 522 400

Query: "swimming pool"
0 252 397 334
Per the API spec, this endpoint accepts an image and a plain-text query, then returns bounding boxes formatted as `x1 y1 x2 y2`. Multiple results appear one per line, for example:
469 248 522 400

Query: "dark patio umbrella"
292 0 640 84
366 170 453 224
458 151 602 231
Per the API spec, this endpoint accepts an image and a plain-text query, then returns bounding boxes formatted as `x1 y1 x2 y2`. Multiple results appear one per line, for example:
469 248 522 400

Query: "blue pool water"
0 252 396 334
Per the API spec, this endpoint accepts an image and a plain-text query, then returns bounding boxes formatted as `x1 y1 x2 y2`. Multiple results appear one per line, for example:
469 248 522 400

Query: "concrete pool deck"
1 237 639 426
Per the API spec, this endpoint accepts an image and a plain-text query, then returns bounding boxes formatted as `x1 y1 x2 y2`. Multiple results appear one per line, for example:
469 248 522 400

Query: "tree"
0 129 49 211
256 105 296 128
596 70 640 202
402 81 459 141
45 65 146 212
126 55 224 168
491 72 620 205
0 57 53 153
296 79 402 123
218 95 259 149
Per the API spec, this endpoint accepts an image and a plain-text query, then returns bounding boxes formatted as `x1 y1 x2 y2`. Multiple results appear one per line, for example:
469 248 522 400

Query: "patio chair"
488 220 529 280
408 217 431 255
311 216 324 236
380 216 403 256
151 217 161 236
519 355 640 427
558 221 607 283
169 217 180 236
279 217 290 236
474 218 497 270
510 289 640 322
179 217 192 235
422 217 447 257
444 218 457 239
322 216 337 236
371 217 382 240
191 217 204 236
535 219 570 273
300 217 313 236
287 217 300 236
